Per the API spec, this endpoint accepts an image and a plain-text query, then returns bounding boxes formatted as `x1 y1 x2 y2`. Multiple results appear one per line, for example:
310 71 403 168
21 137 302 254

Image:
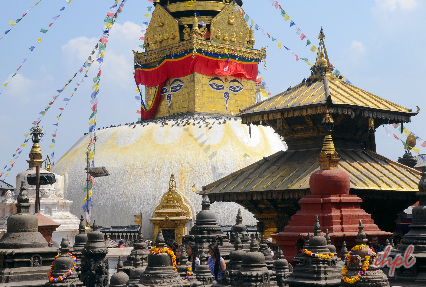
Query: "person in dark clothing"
369 235 384 253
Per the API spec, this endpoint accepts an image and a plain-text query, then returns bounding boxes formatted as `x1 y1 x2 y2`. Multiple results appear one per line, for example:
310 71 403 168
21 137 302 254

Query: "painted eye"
209 83 225 91
170 83 184 93
161 87 168 95
228 85 244 93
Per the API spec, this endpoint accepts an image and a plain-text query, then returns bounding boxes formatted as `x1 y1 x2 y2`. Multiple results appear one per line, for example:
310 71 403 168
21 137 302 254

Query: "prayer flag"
255 24 259 30
16 18 22 23
37 38 42 43
284 14 290 21
29 46 35 51
272 37 276 41
148 6 152 11
306 39 311 46
89 110 97 120
421 141 426 147
300 33 306 40
49 145 55 149
135 89 139 93
284 46 289 50
384 127 391 137
52 134 56 138
310 45 317 52
274 2 279 8
40 28 48 33
24 133 30 137
107 12 114 17
5 29 11 34
9 21 16 26
278 42 281 49
244 14 249 22
413 147 420 153
295 27 301 35
281 10 286 17
290 21 295 27
144 14 150 17
53 15 60 20
60 7 65 11
135 95 141 100
3 83 8 87
403 127 411 136
63 98 70 101
251 20 254 27
345 79 352 84
393 133 400 140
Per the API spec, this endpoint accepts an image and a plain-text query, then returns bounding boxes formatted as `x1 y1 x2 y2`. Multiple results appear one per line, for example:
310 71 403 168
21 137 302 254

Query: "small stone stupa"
46 238 83 286
109 257 129 287
230 209 250 248
236 235 276 286
80 221 109 287
182 194 233 262
0 182 57 284
73 215 88 269
123 228 149 275
136 230 189 286
340 221 389 287
286 216 340 287
223 233 247 286
273 119 390 262
272 249 292 287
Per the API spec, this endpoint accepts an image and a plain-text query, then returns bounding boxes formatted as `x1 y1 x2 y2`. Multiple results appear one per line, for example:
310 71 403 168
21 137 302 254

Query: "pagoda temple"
203 28 421 238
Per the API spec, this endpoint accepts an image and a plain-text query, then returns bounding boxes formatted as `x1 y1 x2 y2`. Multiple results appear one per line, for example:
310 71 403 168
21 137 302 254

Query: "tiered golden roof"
27 124 44 168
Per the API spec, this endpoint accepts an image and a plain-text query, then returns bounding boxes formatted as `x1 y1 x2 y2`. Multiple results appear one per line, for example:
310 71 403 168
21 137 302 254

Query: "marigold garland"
341 244 375 284
47 252 77 283
302 249 334 259
185 262 192 281
150 247 177 271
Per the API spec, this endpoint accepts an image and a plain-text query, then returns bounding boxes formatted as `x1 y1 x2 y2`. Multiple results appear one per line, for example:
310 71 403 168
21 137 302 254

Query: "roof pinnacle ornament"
309 27 334 81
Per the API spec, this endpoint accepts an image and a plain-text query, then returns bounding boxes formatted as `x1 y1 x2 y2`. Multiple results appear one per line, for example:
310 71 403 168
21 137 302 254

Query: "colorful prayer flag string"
1 1 72 93
0 1 43 42
263 0 353 84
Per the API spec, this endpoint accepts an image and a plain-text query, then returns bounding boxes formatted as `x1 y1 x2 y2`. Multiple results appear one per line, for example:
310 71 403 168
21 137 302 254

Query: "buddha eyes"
162 81 184 95
228 85 244 93
170 83 184 93
209 82 225 91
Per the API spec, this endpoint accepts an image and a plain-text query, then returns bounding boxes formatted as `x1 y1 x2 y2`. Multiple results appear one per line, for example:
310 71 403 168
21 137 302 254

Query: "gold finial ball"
407 134 416 148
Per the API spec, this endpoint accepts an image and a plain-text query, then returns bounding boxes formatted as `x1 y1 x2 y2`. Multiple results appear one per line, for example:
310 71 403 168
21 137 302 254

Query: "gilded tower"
134 0 266 119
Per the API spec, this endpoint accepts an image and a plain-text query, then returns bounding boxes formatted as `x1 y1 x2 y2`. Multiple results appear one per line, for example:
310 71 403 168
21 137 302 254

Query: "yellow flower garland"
341 244 375 284
302 249 334 259
150 247 178 271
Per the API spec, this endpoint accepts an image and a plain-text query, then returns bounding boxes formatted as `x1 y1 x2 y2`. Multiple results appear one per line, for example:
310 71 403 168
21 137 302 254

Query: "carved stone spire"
355 220 368 245
340 241 348 259
201 193 211 210
314 215 321 236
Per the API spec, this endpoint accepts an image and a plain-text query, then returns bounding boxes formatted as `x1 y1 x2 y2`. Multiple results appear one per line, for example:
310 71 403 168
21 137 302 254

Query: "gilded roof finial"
27 124 44 169
318 113 340 170
169 174 176 192
309 27 334 81
44 155 51 171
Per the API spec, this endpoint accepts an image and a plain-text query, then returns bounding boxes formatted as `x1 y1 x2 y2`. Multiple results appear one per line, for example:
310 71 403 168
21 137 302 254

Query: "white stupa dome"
52 114 286 238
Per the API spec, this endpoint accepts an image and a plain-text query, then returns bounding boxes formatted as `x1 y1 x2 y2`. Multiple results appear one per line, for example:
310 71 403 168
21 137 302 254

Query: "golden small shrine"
150 174 192 244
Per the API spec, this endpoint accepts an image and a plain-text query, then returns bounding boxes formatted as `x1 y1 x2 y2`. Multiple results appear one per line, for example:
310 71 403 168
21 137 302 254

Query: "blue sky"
1 0 425 185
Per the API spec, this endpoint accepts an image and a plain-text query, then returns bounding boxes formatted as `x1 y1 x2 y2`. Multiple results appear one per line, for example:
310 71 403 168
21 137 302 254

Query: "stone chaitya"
123 228 149 275
110 257 129 287
272 249 292 287
73 215 88 279
230 209 250 249
340 221 389 286
222 233 247 286
0 182 57 285
259 235 274 271
46 238 83 286
80 221 109 287
286 216 340 287
182 194 233 262
134 230 189 287
393 165 426 283
236 235 277 287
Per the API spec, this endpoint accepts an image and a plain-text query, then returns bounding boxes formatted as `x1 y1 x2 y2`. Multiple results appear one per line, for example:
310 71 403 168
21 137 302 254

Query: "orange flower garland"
185 262 192 281
302 249 334 259
150 247 177 271
47 252 77 283
341 244 375 284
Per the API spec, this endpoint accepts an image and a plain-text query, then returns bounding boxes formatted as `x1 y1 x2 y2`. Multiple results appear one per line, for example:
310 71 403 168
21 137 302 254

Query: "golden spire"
309 27 334 81
318 113 340 170
44 155 51 172
27 124 45 169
